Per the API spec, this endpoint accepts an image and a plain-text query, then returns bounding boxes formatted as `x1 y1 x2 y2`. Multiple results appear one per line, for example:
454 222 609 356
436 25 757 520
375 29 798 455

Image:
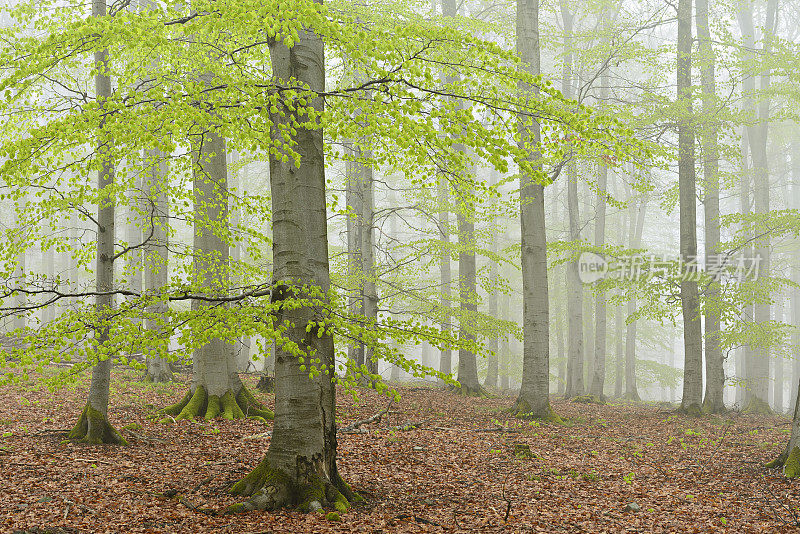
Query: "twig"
340 401 394 433
123 429 167 443
242 431 272 440
502 472 512 521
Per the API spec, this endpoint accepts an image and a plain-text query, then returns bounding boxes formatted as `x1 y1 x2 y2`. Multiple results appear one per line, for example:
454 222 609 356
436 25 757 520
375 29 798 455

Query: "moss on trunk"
742 396 773 416
68 404 127 445
511 398 564 423
227 458 359 514
160 385 273 421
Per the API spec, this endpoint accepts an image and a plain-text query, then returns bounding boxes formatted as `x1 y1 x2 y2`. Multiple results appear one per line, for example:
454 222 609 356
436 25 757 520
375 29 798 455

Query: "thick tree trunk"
513 0 558 420
229 22 357 511
767 377 800 477
677 0 703 414
68 0 125 444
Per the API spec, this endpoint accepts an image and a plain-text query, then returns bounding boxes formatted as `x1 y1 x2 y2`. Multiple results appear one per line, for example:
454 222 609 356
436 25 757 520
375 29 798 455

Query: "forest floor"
0 370 798 533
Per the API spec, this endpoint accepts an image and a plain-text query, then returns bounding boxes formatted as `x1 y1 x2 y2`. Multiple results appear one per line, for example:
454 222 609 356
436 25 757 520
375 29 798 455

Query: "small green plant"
623 472 635 484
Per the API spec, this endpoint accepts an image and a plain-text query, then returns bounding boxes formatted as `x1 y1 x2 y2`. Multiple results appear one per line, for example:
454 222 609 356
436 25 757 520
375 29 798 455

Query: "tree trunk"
513 0 558 420
360 145 378 378
345 141 365 369
455 176 483 396
740 0 778 414
737 128 752 408
697 0 724 413
767 376 800 477
677 0 703 414
143 147 172 383
624 193 647 402
229 20 358 511
774 296 784 413
437 175 452 380
484 172 499 389
614 302 624 398
68 0 125 444
791 144 800 411
589 125 608 400
499 290 510 390
161 105 270 422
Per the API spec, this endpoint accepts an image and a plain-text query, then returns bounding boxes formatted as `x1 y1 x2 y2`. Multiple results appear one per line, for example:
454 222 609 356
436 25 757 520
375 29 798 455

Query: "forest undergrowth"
1 369 798 533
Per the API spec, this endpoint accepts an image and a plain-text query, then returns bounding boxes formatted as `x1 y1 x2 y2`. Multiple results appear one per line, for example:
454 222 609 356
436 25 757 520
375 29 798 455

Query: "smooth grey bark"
677 0 703 413
791 144 800 411
42 242 54 324
697 0 724 413
499 290 510 390
345 141 365 369
739 0 778 412
231 19 355 510
229 151 251 373
774 296 785 413
68 0 125 445
455 174 482 395
190 127 242 398
437 175 452 379
143 148 172 383
614 302 624 398
624 193 647 401
484 171 499 389
589 143 608 399
514 0 556 419
561 0 584 399
556 307 566 396
737 128 752 407
360 158 378 377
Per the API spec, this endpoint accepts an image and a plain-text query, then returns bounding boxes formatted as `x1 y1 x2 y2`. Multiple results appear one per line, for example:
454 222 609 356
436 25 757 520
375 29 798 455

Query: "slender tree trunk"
143 147 172 383
500 290 510 390
614 302 624 398
360 147 378 378
590 136 608 400
791 144 800 411
740 0 778 414
68 0 125 444
561 0 583 399
229 151 251 373
345 142 365 369
437 175 452 380
484 172 499 389
677 0 703 413
513 0 557 420
774 296 785 413
161 88 271 422
455 175 483 395
737 128 752 408
624 194 646 401
230 19 357 510
697 0 724 413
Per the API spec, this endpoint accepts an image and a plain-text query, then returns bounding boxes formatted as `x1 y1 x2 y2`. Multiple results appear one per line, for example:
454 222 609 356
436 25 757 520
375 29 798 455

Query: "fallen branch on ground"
340 400 394 433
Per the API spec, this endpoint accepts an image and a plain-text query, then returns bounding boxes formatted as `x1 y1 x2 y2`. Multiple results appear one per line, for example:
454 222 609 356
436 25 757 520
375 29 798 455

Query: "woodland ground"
0 370 798 533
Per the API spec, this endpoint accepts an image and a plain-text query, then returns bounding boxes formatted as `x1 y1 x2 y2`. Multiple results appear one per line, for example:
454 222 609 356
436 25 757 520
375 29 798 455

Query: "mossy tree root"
701 398 727 415
451 383 490 398
511 398 564 424
742 397 774 416
159 385 274 421
144 369 173 384
767 446 800 478
68 404 127 445
226 459 361 513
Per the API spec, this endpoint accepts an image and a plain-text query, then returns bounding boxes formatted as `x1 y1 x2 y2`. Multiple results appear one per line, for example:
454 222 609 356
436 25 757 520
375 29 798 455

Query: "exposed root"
511 398 564 424
159 385 273 421
451 383 490 398
702 398 727 415
68 404 127 445
742 396 774 416
571 394 606 405
226 458 359 513
679 402 703 417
